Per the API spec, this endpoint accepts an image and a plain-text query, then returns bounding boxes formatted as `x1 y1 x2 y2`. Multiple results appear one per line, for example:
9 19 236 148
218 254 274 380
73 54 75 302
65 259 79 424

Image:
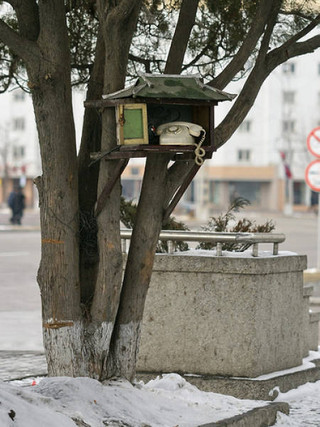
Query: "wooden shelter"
85 74 235 217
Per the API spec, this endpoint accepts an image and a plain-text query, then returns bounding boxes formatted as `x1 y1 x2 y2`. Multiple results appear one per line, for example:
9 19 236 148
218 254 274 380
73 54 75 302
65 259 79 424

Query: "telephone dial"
156 121 206 165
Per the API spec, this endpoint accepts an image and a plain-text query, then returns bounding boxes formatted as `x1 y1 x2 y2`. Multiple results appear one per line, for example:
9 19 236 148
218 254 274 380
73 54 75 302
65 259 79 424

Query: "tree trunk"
76 0 143 379
28 6 82 375
78 29 105 306
106 154 170 381
164 0 199 74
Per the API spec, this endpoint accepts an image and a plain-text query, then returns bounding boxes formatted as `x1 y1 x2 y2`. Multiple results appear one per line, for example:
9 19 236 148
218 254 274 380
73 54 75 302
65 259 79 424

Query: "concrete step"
198 402 289 427
137 357 320 402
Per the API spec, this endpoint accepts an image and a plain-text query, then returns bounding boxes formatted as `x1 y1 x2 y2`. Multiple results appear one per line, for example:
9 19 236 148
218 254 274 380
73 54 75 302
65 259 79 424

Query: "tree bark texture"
26 1 82 375
106 154 170 381
165 0 199 74
78 29 105 306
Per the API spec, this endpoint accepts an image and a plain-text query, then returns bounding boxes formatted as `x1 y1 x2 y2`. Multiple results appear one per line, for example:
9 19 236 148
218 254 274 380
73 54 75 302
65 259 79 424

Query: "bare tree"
0 0 319 381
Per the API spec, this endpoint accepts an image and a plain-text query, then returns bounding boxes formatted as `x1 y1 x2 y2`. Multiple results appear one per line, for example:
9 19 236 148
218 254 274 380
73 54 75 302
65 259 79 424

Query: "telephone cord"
193 131 206 166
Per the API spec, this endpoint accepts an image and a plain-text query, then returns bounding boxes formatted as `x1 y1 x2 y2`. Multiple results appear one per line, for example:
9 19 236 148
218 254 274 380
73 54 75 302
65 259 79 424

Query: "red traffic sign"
307 127 320 157
305 160 320 192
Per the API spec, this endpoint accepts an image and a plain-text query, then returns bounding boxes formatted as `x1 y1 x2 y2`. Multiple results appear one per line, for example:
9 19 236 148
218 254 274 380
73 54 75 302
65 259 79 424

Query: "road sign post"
307 127 320 158
306 128 320 269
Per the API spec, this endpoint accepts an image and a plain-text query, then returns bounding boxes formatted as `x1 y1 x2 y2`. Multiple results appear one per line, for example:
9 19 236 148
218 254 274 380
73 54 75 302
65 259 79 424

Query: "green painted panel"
124 109 144 139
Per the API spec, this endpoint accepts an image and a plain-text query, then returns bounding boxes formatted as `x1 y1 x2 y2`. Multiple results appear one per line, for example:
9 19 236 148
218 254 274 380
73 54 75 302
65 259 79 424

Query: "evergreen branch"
211 0 281 90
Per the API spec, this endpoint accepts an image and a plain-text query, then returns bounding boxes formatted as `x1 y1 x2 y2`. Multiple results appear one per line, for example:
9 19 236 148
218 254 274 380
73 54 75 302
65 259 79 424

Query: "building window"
237 149 251 162
229 182 261 205
13 117 25 131
282 119 295 133
282 62 295 74
121 178 141 200
184 181 195 203
238 120 251 132
13 90 26 101
293 181 305 205
283 91 295 104
13 146 25 159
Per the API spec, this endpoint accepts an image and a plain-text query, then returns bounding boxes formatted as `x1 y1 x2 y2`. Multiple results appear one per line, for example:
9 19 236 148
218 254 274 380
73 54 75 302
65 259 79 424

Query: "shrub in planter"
197 197 275 252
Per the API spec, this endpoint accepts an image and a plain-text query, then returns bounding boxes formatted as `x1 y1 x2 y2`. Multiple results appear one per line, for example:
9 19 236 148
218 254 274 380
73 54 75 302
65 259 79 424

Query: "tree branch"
214 62 268 149
257 0 283 58
113 0 142 20
128 53 151 73
279 8 318 21
212 0 281 90
182 45 209 72
3 0 17 6
214 1 282 148
273 13 320 52
214 27 320 150
98 0 142 25
164 0 199 74
6 0 39 41
267 33 320 72
166 160 195 202
0 19 38 64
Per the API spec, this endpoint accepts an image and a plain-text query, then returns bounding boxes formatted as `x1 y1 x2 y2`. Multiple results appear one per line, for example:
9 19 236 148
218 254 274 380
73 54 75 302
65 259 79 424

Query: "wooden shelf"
91 144 214 162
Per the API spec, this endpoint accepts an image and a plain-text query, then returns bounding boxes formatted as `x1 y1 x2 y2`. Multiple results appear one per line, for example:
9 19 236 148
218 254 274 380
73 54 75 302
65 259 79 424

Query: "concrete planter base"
137 252 309 378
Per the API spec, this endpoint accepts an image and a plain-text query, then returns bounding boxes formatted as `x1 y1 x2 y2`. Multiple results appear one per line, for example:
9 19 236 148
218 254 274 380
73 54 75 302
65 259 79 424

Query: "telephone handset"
156 121 206 165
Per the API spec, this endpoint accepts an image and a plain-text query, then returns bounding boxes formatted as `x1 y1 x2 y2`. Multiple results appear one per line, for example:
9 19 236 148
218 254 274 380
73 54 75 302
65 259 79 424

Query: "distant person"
8 186 25 225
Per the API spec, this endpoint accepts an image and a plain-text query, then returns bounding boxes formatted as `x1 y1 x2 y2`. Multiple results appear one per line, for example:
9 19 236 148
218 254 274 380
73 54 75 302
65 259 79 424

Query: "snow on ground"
171 249 298 258
1 355 320 425
1 373 265 427
274 381 320 426
251 350 320 380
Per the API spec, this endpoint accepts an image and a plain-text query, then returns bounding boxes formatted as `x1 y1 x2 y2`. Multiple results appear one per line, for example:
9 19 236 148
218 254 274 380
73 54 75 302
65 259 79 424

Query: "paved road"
0 229 42 351
0 208 319 353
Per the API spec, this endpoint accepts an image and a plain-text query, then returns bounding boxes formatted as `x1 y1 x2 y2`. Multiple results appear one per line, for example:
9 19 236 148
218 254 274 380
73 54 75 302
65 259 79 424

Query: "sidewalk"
0 208 40 230
0 351 47 381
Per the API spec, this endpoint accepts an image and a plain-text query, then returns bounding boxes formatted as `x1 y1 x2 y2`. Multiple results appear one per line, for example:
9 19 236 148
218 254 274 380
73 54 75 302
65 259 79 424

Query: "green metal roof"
102 74 236 102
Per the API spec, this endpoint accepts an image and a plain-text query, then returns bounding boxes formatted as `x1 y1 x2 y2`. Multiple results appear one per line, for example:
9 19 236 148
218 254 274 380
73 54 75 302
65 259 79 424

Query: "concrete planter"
137 252 308 378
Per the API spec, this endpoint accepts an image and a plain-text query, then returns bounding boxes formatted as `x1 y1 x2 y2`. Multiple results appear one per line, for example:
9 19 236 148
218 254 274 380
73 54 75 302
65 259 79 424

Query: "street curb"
198 402 290 427
138 359 320 402
0 225 40 232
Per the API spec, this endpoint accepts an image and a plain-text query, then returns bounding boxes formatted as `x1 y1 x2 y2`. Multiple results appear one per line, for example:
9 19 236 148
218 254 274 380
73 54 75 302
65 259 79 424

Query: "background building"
0 88 40 207
1 50 319 216
193 49 320 217
0 89 84 208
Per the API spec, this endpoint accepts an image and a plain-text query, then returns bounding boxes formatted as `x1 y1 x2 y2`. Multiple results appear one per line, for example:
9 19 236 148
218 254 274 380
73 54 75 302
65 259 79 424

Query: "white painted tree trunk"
43 321 114 379
106 321 142 381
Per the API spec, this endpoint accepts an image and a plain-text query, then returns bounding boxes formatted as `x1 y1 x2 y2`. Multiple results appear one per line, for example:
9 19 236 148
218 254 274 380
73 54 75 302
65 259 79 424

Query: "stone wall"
137 252 308 378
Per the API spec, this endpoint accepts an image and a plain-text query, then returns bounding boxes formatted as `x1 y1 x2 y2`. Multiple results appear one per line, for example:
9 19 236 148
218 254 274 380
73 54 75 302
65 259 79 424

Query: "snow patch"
1 374 265 427
168 249 298 258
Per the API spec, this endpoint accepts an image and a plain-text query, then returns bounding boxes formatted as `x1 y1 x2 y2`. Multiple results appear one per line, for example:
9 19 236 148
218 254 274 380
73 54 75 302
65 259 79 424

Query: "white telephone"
156 121 206 165
156 121 204 145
